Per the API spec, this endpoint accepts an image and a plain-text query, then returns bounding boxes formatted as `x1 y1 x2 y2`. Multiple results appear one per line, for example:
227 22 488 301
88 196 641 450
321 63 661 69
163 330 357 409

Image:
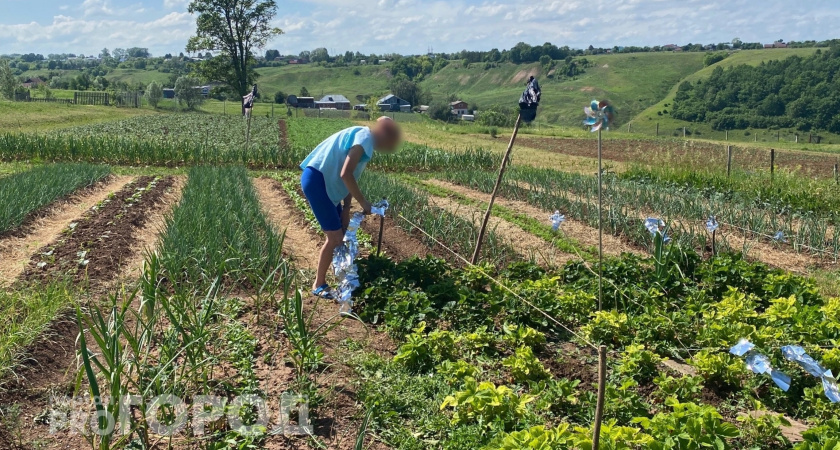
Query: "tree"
174 76 204 110
100 48 111 59
300 86 310 97
388 76 427 109
274 90 286 104
265 49 280 61
0 59 19 100
187 0 283 114
112 48 127 61
146 81 163 108
428 101 452 121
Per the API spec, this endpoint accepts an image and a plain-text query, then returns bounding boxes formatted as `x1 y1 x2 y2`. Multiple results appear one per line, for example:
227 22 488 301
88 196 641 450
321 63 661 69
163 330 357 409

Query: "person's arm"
340 145 372 214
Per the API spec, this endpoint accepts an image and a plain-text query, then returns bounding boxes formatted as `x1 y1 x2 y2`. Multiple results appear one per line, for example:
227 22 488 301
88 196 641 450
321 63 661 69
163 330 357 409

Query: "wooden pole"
592 345 607 450
376 214 385 256
770 148 775 179
272 103 275 118
224 100 226 115
655 123 659 136
712 230 717 257
727 145 732 178
627 123 631 133
834 163 838 185
725 130 728 141
683 126 686 138
471 114 522 264
245 112 253 152
597 128 603 311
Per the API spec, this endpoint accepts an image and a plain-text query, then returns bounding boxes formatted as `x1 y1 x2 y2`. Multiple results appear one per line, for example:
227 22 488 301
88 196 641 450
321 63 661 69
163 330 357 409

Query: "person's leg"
301 167 344 293
314 230 343 290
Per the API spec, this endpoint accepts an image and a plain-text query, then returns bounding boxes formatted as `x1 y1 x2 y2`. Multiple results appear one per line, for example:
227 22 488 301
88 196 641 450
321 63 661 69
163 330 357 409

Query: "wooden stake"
377 214 385 256
655 123 659 136
683 126 686 138
834 163 838 185
592 345 607 449
770 148 776 179
627 123 631 133
471 114 522 264
725 130 728 141
727 145 732 178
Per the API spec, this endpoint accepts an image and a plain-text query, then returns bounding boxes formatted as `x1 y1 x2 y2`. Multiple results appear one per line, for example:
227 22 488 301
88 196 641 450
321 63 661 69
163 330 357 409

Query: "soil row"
21 176 176 287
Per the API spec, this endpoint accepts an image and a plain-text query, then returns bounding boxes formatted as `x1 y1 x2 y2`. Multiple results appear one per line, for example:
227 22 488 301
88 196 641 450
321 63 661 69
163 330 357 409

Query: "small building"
461 114 475 122
662 44 679 51
377 94 411 112
354 104 367 111
21 77 44 89
288 95 316 108
450 101 469 118
418 105 430 114
765 42 788 49
315 94 351 110
163 88 175 99
378 59 387 65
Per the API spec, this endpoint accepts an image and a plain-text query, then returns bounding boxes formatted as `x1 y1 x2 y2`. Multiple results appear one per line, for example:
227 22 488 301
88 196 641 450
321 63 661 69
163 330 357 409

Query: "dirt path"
427 179 640 258
0 176 134 285
425 192 574 267
254 176 394 449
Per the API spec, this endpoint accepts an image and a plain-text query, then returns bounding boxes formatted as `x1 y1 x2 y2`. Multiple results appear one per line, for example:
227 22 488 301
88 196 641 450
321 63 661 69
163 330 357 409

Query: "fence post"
834 163 838 185
777 131 780 142
770 149 775 180
272 103 274 118
655 123 659 136
683 127 686 138
592 345 607 450
727 146 732 177
755 133 758 142
725 130 728 141
809 133 812 144
224 100 226 115
795 134 799 143
627 123 631 133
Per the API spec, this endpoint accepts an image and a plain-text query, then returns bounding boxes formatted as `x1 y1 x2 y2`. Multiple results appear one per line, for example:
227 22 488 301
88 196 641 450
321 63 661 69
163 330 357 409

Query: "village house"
450 100 469 118
377 94 411 112
315 94 351 110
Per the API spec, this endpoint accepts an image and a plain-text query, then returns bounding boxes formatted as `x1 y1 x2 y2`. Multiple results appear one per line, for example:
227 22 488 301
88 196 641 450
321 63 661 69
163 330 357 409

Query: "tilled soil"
516 136 840 178
0 176 134 284
254 176 396 450
21 176 176 287
0 176 180 450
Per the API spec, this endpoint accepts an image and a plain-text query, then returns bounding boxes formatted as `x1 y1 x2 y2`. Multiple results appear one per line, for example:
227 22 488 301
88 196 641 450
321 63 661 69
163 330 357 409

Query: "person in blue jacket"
300 116 401 299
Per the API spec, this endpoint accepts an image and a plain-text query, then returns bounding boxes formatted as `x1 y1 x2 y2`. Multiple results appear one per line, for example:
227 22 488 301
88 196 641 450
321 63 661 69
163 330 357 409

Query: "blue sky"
1 0 839 56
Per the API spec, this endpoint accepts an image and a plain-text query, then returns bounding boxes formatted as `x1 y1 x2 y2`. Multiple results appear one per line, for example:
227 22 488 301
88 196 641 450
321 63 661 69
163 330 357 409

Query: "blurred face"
375 118 401 153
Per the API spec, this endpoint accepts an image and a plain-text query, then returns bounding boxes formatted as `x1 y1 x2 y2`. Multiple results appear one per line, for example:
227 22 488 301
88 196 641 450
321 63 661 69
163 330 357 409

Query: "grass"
0 283 76 384
157 165 285 288
0 163 111 233
0 101 157 133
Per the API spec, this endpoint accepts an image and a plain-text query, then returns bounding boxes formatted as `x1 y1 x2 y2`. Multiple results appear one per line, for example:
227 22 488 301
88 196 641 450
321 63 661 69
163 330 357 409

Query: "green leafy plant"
440 378 534 430
634 399 740 449
502 346 550 383
617 344 663 384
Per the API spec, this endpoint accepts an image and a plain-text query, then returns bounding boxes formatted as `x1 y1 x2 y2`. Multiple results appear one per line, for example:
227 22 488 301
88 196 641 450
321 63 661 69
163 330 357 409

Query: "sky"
1 0 839 57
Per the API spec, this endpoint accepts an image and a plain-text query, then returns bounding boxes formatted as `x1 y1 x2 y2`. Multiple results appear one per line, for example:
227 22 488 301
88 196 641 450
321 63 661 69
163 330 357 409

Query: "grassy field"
0 101 157 132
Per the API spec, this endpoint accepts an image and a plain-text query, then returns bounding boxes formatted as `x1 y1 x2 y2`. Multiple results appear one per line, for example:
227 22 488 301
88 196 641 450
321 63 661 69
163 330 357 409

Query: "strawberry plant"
440 378 534 430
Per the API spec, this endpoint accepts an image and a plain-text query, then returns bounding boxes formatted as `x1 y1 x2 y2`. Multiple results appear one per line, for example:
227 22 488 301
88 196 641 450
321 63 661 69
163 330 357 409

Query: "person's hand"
360 199 372 215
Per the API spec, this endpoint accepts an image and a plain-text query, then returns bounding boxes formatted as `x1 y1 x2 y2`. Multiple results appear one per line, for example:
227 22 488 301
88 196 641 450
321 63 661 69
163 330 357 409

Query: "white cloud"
1 0 839 56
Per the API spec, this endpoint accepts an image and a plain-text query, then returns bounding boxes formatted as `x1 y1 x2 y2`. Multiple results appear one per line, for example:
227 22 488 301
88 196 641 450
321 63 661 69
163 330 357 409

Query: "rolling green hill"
634 48 819 135
15 48 828 136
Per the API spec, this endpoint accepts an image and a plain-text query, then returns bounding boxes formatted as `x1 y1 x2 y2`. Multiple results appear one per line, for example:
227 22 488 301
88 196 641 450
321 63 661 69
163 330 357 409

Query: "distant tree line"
671 46 840 132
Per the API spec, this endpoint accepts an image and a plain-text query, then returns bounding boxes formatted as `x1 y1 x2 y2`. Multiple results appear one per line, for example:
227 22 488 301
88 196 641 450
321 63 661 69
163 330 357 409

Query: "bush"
146 81 163 108
174 76 204 110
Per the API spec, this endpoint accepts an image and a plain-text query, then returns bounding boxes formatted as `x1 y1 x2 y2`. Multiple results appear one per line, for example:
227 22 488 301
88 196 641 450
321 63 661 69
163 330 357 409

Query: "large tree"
186 0 282 114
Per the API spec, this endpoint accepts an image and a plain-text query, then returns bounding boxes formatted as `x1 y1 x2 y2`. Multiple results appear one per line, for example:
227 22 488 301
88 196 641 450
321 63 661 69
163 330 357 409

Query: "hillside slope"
634 48 819 134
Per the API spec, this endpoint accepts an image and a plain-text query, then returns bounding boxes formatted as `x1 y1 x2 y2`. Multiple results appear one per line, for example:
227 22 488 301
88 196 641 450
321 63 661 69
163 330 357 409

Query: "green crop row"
359 171 518 266
439 166 840 257
0 115 500 172
156 166 284 289
0 163 111 233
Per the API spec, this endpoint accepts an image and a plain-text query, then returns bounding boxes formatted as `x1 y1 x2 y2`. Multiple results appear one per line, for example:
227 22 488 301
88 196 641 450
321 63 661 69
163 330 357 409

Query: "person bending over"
299 116 401 300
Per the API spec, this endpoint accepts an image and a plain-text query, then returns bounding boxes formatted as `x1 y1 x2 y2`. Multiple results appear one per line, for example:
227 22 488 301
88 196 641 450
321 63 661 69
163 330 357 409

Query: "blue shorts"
301 167 343 232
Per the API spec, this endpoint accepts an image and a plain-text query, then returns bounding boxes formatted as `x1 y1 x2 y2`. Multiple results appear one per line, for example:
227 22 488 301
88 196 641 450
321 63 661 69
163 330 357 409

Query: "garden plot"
22 176 176 286
0 175 133 283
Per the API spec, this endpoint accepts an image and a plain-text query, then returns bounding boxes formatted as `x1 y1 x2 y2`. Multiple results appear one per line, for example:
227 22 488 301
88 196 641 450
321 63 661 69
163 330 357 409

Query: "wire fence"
623 122 838 145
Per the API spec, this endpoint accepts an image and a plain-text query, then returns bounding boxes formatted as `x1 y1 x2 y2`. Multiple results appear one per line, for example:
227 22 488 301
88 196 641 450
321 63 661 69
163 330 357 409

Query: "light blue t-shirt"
300 126 375 205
